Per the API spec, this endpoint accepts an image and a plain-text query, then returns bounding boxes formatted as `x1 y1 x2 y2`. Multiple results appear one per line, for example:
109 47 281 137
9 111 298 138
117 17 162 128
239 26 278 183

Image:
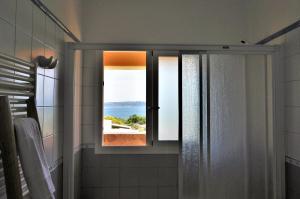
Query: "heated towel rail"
0 52 41 199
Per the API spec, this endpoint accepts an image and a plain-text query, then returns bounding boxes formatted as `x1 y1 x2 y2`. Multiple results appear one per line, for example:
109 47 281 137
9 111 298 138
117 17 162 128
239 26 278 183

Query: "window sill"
93 141 179 155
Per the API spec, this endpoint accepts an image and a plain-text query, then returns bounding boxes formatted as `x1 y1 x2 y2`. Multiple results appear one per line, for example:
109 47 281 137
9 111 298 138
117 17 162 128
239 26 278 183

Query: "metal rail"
0 63 34 75
30 0 80 42
256 19 300 45
0 71 34 82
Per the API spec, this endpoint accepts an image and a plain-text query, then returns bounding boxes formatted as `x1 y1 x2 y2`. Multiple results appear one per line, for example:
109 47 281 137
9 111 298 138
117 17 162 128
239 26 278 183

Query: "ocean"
104 101 146 119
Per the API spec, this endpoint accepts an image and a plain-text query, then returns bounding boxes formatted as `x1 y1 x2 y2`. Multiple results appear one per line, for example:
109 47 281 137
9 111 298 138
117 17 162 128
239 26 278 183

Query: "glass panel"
102 51 147 146
158 56 179 141
181 54 201 198
207 54 248 198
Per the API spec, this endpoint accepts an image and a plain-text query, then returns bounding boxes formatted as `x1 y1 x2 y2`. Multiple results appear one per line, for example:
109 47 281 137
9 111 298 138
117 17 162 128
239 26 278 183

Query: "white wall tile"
95 188 119 199
81 188 94 199
45 17 56 47
53 133 63 162
54 79 64 107
32 6 45 43
37 107 44 130
285 54 300 82
97 155 120 168
158 187 177 199
55 53 64 80
16 0 32 35
36 74 44 106
43 107 54 137
82 106 95 125
32 38 45 75
83 50 99 67
285 81 300 106
43 135 54 167
53 107 59 133
82 86 95 106
45 47 56 77
120 156 142 168
82 125 94 144
286 133 300 161
157 155 178 167
44 76 54 106
139 168 158 186
53 107 64 133
0 19 15 55
285 107 300 134
120 167 139 187
284 29 300 58
158 168 178 186
140 187 157 199
0 0 16 25
15 30 32 61
120 187 138 199
82 167 98 187
97 168 119 187
55 26 64 52
83 67 96 86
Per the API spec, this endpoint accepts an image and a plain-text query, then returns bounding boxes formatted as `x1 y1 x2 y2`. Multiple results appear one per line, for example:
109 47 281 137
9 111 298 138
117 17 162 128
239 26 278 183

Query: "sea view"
104 101 146 119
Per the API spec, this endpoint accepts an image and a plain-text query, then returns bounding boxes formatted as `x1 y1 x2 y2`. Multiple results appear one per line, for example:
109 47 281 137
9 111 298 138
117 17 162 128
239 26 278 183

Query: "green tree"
126 114 146 125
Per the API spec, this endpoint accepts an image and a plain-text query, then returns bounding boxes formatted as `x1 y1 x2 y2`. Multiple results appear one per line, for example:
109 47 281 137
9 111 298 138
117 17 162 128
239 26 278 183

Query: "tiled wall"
283 28 300 198
80 50 179 199
0 0 66 198
81 148 178 199
81 50 100 145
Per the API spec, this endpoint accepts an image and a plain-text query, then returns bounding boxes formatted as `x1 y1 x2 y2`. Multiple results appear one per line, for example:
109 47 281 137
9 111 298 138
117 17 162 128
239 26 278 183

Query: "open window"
102 51 149 146
100 50 180 150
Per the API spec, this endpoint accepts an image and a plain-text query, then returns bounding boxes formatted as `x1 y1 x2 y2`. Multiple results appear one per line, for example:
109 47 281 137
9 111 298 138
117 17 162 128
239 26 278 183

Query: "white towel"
14 118 55 199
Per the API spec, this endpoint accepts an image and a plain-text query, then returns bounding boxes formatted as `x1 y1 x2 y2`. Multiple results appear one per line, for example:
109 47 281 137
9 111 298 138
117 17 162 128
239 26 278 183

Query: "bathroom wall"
42 0 82 41
0 0 81 198
245 1 300 197
81 0 247 44
80 50 179 199
245 0 300 44
282 28 300 198
81 149 178 199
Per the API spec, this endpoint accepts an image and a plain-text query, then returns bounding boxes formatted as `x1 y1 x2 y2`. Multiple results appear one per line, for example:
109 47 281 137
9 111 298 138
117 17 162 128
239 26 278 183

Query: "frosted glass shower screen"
181 54 201 199
180 53 273 199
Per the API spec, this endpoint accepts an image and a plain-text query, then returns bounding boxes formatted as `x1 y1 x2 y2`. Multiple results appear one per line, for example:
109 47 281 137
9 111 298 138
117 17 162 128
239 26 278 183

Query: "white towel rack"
0 51 41 199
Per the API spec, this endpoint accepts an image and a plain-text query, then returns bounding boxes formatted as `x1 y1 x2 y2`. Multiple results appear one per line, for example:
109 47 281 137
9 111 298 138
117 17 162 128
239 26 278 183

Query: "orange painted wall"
103 51 146 67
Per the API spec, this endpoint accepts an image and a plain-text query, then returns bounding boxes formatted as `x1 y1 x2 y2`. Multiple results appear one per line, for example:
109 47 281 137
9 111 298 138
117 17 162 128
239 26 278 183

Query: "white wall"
82 0 247 44
245 0 300 44
245 0 300 161
0 0 82 198
43 0 82 40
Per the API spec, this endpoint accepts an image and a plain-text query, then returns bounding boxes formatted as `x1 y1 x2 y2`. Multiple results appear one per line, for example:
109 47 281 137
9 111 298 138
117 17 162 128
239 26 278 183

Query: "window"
158 56 179 141
102 51 147 146
101 50 179 148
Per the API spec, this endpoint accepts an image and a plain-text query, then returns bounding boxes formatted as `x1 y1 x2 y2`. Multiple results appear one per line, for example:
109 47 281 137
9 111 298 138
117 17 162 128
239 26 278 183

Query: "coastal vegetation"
104 114 146 131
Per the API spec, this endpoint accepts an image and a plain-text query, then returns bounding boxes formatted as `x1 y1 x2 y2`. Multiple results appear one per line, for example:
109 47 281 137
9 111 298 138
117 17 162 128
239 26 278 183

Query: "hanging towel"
14 118 55 199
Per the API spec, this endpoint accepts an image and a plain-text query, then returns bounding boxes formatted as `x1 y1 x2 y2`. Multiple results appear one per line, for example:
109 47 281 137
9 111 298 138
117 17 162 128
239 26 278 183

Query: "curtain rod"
30 0 80 42
256 19 300 45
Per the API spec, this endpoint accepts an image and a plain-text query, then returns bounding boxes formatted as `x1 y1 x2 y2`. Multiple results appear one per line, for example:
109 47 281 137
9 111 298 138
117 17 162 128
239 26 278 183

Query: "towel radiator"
0 52 41 199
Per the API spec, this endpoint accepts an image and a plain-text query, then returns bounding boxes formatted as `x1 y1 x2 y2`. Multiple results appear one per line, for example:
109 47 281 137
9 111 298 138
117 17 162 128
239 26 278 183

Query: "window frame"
96 49 180 154
152 50 181 146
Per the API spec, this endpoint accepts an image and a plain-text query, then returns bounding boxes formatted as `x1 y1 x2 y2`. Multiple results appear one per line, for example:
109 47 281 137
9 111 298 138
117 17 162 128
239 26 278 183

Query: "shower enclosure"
180 51 284 199
65 44 284 199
